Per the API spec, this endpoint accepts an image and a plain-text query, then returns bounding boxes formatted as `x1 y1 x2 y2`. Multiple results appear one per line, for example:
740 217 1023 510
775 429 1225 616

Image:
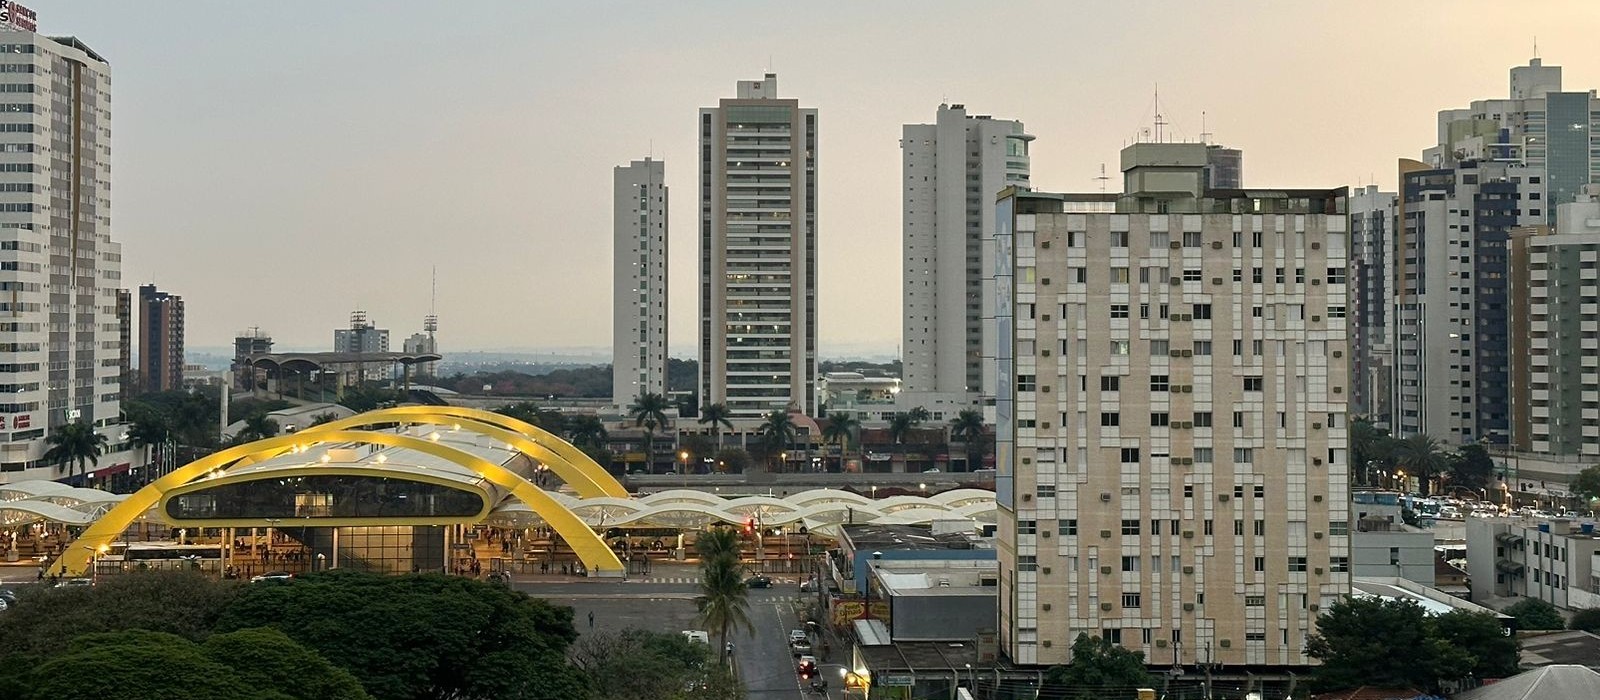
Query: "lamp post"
679 450 690 487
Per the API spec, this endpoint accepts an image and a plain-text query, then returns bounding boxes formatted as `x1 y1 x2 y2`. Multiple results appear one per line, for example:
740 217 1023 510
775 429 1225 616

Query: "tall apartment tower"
994 142 1350 667
613 157 668 408
1509 187 1600 456
1393 159 1544 444
699 74 817 418
334 310 390 382
1348 185 1397 430
115 288 131 396
137 285 184 392
1425 57 1600 218
0 29 122 471
901 104 1032 409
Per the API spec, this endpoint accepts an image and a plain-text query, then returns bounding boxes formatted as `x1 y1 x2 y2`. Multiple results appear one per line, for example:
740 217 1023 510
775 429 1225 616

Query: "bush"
1569 607 1600 633
1504 597 1565 631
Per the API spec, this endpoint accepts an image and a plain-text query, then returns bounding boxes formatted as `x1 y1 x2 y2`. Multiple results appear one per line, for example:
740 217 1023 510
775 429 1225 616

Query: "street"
513 567 842 699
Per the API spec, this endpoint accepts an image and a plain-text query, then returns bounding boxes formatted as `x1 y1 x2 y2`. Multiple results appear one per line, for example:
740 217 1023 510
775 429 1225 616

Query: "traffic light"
743 517 755 536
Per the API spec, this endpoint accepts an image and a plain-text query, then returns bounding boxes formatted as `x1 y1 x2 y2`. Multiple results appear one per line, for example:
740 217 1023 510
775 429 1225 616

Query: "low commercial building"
834 523 994 595
1350 491 1436 586
1466 516 1600 611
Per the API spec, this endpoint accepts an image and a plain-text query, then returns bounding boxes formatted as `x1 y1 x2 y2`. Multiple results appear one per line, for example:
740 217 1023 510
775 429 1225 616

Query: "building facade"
1424 58 1600 218
115 287 130 396
1204 145 1243 190
232 328 272 391
1466 516 1600 611
1348 185 1397 429
333 310 390 382
1393 159 1544 444
137 284 184 392
900 104 1031 411
613 157 667 408
0 30 130 474
699 74 817 418
1509 188 1600 456
994 143 1350 667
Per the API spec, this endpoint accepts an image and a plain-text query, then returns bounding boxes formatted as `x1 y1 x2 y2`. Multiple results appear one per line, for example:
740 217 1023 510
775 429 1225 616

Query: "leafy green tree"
566 414 609 452
754 410 796 472
907 406 930 424
1395 433 1449 496
1307 595 1437 691
125 405 173 471
1041 633 1157 699
1571 465 1600 503
24 630 261 700
629 392 672 472
1350 417 1397 486
695 525 742 565
44 421 108 483
679 433 717 469
233 411 280 444
821 413 859 472
1569 607 1600 633
887 413 915 447
1428 609 1520 680
714 447 751 474
949 409 987 472
699 402 734 448
0 570 243 660
215 570 588 700
1447 443 1497 494
202 627 371 700
1504 597 1565 630
569 628 712 700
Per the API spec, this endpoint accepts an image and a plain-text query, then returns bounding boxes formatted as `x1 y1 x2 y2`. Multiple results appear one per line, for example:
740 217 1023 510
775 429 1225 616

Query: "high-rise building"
1204 144 1244 189
0 27 127 474
1348 185 1397 430
1425 57 1600 218
402 315 438 380
613 157 667 408
901 104 1031 409
1509 187 1600 456
137 284 184 392
115 288 131 396
232 328 272 391
699 74 817 418
1393 159 1544 444
334 310 390 382
994 142 1350 667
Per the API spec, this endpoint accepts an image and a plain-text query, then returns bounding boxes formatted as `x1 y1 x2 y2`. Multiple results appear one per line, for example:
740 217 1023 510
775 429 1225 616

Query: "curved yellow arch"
299 406 627 498
56 430 623 577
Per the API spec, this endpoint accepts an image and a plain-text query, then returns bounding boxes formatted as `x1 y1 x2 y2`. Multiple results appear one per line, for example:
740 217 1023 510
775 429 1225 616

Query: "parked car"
0 588 16 611
250 571 293 583
791 638 812 655
745 575 772 588
789 629 809 645
681 630 710 645
54 578 93 588
923 467 941 473
797 655 817 677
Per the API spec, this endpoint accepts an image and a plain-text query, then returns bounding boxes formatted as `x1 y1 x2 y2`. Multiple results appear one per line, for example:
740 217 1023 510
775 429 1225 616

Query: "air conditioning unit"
1182 565 1194 574
1314 532 1324 540
1183 602 1195 611
1220 639 1231 649
1169 241 1181 250
1182 530 1195 539
1314 567 1324 576
1219 494 1230 502
1181 349 1193 357
1041 567 1051 575
1180 385 1193 393
1311 241 1322 250
1170 277 1182 285
1042 603 1052 611
1170 350 1183 357
1313 457 1323 465
1333 386 1343 394
1041 240 1051 249
1177 457 1192 465
1213 278 1223 285
1022 457 1032 465
1312 422 1323 430
1156 639 1168 648
1312 315 1321 322
1042 314 1052 321
1022 493 1033 501
1309 603 1320 612
1312 279 1322 286
1041 530 1050 538
1100 492 1112 502
1332 350 1343 358
1101 602 1113 611
1314 494 1324 503
1099 529 1112 539
1042 349 1051 357
1100 565 1112 575
1042 640 1052 648
1211 241 1223 250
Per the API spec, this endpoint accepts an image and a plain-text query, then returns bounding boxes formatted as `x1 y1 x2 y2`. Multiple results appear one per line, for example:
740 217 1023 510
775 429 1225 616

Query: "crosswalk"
631 576 701 584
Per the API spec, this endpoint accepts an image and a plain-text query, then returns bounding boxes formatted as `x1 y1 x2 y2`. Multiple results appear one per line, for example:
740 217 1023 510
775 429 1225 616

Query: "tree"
1394 434 1449 496
699 402 734 448
1307 596 1437 691
694 526 742 565
568 628 715 700
629 392 672 473
215 570 588 700
1447 443 1497 495
1428 609 1520 681
309 411 340 427
714 447 751 474
1350 417 1397 486
201 627 371 700
949 409 987 472
566 414 609 452
1569 607 1600 634
0 570 243 660
1504 597 1565 631
24 629 263 700
821 413 859 473
907 406 930 424
233 412 279 444
1041 633 1157 700
887 413 915 447
679 433 716 471
695 548 752 668
754 410 797 472
125 406 173 470
43 421 109 484
1571 465 1600 503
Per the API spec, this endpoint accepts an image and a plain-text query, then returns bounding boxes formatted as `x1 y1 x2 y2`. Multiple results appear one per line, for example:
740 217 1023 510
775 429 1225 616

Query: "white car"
681 630 709 645
250 571 293 583
789 629 808 645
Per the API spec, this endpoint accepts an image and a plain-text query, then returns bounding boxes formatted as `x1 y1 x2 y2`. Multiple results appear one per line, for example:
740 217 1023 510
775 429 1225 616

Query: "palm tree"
234 412 279 444
821 413 860 473
629 392 671 473
888 413 915 447
1350 417 1395 486
1395 433 1449 496
699 402 734 450
696 554 753 667
949 409 987 472
755 410 796 472
695 525 742 564
44 422 109 484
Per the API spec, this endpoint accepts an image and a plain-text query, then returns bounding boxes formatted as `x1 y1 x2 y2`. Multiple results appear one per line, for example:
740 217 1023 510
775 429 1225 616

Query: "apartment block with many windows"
613 157 667 409
994 142 1350 668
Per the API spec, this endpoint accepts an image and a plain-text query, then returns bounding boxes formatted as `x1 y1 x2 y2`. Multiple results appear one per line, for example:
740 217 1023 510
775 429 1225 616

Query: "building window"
1204 519 1214 535
1111 231 1129 248
1183 231 1203 248
1233 448 1254 463
1183 268 1202 282
1111 267 1129 283
1193 304 1212 320
1037 485 1056 499
1151 375 1169 392
1110 304 1129 319
1194 448 1213 463
1019 520 1037 535
1101 376 1120 392
1018 556 1037 572
1183 484 1194 498
1289 557 1308 572
1102 628 1122 645
1120 448 1140 464
1194 412 1212 427
1150 412 1169 427
1058 519 1077 536
1121 519 1141 535
1243 376 1263 391
1254 520 1265 536
1110 341 1130 355
1121 555 1140 571
1017 374 1036 391
1193 341 1212 356
1151 340 1169 355
1254 556 1265 572
1122 592 1142 609
1331 556 1349 573
1101 412 1120 427
1245 596 1265 606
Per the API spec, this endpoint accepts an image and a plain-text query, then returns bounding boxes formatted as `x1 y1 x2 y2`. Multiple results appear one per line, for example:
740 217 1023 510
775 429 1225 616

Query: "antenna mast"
1095 163 1110 194
1153 84 1168 143
424 267 437 337
1200 110 1212 145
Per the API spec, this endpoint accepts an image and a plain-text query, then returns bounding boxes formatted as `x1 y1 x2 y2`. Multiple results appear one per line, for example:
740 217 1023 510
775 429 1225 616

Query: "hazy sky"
34 1 1600 357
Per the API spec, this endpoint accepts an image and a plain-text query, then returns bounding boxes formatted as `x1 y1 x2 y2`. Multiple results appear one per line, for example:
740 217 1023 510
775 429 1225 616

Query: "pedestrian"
587 610 594 629
561 563 568 576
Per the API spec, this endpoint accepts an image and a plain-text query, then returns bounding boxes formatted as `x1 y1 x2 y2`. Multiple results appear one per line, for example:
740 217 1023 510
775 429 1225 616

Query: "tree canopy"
1503 597 1565 631
1307 595 1519 692
1041 633 1156 699
1571 465 1600 503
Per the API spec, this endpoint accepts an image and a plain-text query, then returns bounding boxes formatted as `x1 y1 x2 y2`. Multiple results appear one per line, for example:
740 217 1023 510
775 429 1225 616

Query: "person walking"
587 610 594 629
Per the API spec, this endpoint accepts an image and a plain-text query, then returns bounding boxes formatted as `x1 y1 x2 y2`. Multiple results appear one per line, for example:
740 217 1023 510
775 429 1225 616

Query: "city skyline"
31 0 1600 355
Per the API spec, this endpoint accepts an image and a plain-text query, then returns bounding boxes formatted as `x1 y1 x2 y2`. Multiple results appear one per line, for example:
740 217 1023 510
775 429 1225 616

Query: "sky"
31 0 1600 357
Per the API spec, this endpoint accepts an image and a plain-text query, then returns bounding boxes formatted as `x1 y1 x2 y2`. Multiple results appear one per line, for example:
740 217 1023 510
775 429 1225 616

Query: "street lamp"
678 450 690 474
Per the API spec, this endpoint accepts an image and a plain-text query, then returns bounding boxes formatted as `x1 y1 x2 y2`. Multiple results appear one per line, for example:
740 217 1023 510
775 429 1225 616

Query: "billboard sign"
0 2 36 32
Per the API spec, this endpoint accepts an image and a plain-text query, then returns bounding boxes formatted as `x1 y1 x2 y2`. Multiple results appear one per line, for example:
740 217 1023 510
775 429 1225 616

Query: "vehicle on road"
0 588 16 611
745 575 772 588
681 630 709 645
250 571 293 583
54 578 93 588
791 638 812 655
797 655 817 677
923 467 941 473
789 629 809 644
799 577 818 592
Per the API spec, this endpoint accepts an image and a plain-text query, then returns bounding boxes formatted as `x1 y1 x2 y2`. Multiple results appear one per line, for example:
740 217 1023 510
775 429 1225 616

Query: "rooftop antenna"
1200 110 1213 145
424 267 437 337
1533 36 1539 59
1094 163 1110 194
1153 84 1168 143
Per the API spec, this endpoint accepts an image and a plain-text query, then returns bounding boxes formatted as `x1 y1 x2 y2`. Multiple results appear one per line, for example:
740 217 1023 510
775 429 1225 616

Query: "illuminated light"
320 454 331 463
376 454 387 463
452 424 461 431
429 432 441 442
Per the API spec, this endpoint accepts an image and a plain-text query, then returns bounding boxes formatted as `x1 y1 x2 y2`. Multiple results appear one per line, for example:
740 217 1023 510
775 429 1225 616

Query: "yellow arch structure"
55 430 623 577
297 406 628 499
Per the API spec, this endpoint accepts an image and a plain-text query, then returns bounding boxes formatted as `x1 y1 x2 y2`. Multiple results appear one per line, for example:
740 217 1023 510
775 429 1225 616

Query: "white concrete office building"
0 29 136 478
993 142 1350 667
901 104 1031 412
699 74 817 418
613 157 668 409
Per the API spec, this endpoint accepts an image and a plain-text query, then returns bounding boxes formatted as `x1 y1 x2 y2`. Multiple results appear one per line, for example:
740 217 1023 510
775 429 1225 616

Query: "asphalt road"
514 573 841 700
